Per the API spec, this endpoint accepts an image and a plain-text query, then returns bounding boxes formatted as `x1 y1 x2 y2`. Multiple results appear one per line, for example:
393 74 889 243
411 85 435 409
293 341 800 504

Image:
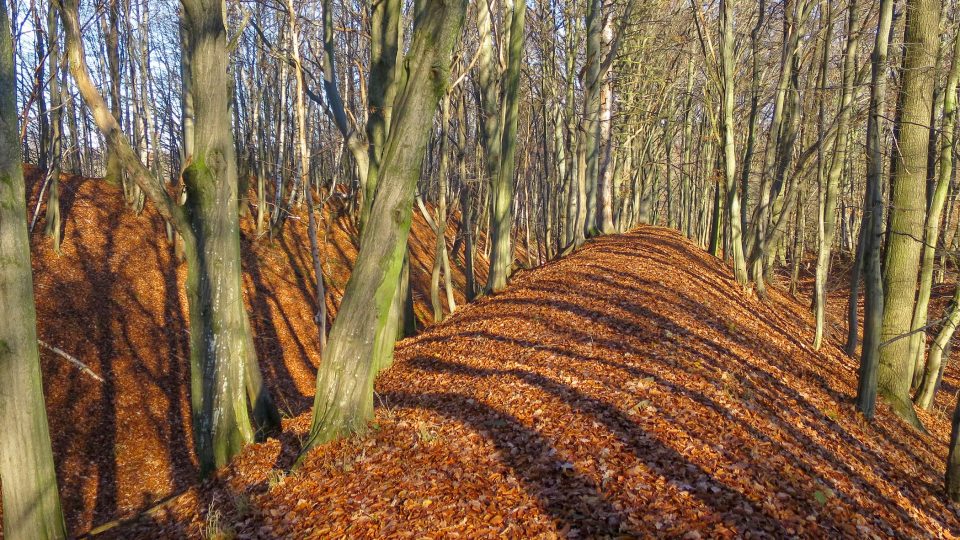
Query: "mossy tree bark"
59 0 278 477
180 0 267 475
0 2 67 536
907 19 960 387
302 0 467 453
877 0 941 429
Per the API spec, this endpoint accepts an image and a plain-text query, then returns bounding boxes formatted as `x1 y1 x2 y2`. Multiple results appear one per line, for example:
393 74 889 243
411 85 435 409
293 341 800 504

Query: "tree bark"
877 0 941 429
302 0 467 454
0 2 67 536
720 0 748 284
813 0 859 350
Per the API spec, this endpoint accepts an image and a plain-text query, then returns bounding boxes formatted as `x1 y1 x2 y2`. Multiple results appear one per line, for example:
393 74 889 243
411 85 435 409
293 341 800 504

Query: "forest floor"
4 169 960 538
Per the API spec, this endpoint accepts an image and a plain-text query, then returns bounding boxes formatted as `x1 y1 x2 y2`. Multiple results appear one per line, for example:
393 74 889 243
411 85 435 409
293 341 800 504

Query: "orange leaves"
95 227 960 539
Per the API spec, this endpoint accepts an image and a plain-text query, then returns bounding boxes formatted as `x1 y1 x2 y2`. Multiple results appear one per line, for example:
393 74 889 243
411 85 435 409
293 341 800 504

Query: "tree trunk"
948 393 960 500
302 0 466 454
907 19 960 388
0 3 67 537
485 0 525 293
720 0 748 284
877 0 941 429
45 4 63 254
813 0 859 350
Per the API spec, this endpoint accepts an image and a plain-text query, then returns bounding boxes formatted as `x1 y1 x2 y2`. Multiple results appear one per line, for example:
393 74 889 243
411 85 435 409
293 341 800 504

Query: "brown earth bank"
0 168 483 538
4 168 960 538
90 226 960 538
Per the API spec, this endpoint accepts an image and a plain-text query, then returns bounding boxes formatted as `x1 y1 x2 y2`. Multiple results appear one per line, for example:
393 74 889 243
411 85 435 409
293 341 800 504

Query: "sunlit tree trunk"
907 19 960 387
0 2 67 536
481 0 526 293
302 0 466 454
813 0 859 350
877 0 941 429
720 0 748 284
914 23 960 409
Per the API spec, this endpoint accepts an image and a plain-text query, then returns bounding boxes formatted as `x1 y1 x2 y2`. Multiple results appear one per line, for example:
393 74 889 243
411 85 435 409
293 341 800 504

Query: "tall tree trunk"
914 23 960 408
582 0 603 238
45 4 63 254
877 0 941 429
907 20 960 388
0 2 67 536
179 0 265 474
302 0 466 455
857 0 896 419
286 0 328 352
432 93 452 322
813 0 859 350
485 0 526 293
720 0 748 284
597 15 616 234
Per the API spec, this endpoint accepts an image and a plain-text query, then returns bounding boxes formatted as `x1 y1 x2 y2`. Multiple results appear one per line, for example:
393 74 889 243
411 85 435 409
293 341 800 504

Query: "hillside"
14 169 482 536
91 226 960 538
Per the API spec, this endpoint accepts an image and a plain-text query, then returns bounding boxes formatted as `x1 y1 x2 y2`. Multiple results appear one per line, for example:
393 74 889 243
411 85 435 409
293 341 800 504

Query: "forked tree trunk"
0 2 67 536
60 0 278 477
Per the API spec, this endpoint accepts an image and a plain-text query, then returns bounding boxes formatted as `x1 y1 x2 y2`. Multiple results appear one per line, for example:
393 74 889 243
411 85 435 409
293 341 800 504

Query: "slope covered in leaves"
0 169 482 537
104 226 960 538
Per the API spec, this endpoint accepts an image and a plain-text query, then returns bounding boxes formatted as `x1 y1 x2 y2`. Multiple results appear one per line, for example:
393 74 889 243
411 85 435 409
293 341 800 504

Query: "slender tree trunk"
597 15 616 234
814 0 859 350
432 93 453 322
947 394 960 500
286 0 328 352
45 5 63 254
720 0 748 284
915 283 960 410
